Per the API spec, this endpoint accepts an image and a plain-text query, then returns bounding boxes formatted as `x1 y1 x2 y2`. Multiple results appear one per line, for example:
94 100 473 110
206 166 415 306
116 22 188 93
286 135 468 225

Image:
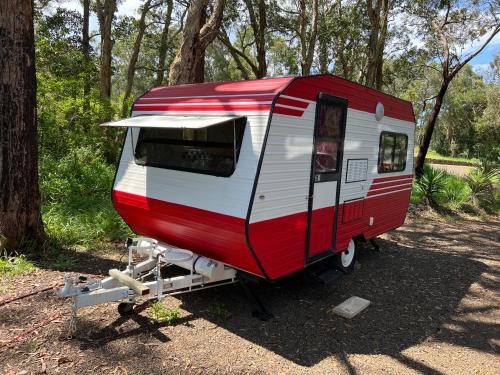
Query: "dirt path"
1 217 499 374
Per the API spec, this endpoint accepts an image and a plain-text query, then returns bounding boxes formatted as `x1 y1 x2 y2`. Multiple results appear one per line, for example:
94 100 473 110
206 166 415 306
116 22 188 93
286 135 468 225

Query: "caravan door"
305 94 347 262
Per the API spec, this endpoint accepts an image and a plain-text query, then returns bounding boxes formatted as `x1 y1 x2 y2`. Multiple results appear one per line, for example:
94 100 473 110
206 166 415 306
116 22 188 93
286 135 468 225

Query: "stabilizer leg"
369 238 380 252
239 278 273 321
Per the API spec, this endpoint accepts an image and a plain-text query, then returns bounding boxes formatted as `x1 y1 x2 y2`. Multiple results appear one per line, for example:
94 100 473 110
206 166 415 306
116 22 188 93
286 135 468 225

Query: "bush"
464 164 499 211
414 165 447 207
40 146 130 247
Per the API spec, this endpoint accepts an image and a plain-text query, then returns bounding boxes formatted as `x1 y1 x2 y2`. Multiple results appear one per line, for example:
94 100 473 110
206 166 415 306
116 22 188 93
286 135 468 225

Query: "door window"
313 100 346 180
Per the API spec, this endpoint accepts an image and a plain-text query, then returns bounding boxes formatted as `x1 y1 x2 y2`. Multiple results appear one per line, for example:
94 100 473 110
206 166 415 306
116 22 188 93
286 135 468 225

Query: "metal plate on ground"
332 296 370 319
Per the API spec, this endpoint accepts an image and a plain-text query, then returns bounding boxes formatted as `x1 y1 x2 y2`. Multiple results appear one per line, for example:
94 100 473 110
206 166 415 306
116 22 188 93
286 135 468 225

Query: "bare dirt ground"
1 216 499 375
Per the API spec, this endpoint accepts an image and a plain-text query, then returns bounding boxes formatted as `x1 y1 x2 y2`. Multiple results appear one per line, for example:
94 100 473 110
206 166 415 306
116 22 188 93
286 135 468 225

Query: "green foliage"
148 301 180 324
0 252 36 278
421 149 480 165
414 165 447 207
50 254 76 271
40 147 130 247
464 165 499 210
209 302 231 320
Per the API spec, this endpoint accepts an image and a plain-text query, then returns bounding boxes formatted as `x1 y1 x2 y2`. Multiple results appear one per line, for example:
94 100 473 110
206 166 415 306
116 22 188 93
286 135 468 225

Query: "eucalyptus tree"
407 0 500 176
218 0 269 79
95 0 118 102
0 0 45 250
168 0 226 84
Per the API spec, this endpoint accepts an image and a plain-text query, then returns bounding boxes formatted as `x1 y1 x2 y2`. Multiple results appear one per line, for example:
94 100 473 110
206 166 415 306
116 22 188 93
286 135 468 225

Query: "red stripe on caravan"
367 184 412 196
281 75 415 123
275 97 310 109
369 178 413 191
273 106 304 117
132 104 272 112
372 174 414 183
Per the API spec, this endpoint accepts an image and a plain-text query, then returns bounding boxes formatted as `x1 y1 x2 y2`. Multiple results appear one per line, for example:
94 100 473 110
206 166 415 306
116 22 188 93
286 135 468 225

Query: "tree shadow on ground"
73 220 498 372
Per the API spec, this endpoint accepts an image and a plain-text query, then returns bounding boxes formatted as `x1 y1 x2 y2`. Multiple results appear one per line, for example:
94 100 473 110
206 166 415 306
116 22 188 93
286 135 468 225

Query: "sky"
59 0 499 75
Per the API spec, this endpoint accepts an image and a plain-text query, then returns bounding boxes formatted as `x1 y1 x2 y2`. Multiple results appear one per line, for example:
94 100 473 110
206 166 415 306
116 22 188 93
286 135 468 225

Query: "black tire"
335 239 357 274
117 302 135 316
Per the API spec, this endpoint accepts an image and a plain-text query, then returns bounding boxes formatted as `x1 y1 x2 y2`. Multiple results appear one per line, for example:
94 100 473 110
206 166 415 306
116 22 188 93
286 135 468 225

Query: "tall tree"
411 0 500 177
82 0 91 111
298 0 318 75
168 0 226 84
95 0 117 101
218 0 268 79
122 0 155 117
0 0 45 249
155 0 174 86
365 0 389 89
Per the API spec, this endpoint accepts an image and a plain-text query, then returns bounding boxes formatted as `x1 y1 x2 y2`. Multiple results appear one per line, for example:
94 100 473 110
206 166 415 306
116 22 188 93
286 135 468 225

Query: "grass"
50 253 75 270
411 163 499 215
148 301 180 324
40 147 131 249
414 148 480 165
209 302 231 320
0 252 36 278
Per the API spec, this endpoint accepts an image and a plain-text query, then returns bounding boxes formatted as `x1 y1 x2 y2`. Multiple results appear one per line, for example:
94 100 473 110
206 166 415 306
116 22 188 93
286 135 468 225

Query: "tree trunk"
155 0 173 86
96 0 117 101
415 81 450 177
256 0 267 78
0 0 45 250
82 0 91 113
122 0 153 117
318 34 329 74
168 0 225 85
365 0 388 90
299 0 318 76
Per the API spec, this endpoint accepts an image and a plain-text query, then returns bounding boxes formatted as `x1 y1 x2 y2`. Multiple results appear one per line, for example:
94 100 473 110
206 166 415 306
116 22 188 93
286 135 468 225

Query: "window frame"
377 131 408 174
133 117 247 177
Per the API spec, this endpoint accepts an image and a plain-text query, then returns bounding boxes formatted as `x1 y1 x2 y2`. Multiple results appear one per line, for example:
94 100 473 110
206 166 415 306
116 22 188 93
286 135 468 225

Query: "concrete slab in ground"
332 296 371 318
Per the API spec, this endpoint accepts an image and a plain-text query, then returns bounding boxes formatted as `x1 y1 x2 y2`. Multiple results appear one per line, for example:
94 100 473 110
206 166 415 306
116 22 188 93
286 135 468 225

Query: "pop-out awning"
100 115 244 129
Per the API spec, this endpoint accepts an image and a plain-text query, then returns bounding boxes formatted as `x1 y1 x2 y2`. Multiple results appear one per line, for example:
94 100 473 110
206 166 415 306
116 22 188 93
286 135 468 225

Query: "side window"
314 101 345 177
378 132 408 173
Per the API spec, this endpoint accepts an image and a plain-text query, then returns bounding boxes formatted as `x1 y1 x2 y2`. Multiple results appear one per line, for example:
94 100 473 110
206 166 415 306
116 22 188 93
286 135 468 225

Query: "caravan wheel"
335 239 357 274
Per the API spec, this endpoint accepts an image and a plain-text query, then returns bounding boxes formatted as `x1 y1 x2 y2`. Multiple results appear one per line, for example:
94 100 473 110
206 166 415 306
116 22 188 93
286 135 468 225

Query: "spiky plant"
464 164 499 209
415 165 447 208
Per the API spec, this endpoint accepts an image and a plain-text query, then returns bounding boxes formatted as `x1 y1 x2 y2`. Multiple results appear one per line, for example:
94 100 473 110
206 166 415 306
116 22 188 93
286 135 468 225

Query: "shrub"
40 146 130 247
464 164 499 210
414 165 447 208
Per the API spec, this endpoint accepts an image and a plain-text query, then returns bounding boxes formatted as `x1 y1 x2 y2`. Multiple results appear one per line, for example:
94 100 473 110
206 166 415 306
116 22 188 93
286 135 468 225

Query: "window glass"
317 105 343 138
134 117 246 177
315 141 339 173
378 132 408 173
314 101 345 175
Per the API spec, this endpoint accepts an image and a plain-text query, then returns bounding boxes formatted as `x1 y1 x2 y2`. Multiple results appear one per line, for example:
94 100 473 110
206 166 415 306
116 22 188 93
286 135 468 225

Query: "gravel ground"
0 216 499 374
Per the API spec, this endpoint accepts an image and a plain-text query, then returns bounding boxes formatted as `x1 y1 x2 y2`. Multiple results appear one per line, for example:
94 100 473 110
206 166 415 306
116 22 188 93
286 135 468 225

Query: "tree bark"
365 0 388 90
95 0 117 101
0 0 45 250
299 0 318 76
155 0 173 86
82 0 91 113
415 81 449 177
168 0 225 85
122 0 153 117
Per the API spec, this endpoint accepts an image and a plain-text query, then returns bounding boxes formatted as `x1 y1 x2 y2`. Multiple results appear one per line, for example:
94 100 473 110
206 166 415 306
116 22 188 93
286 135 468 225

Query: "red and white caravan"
59 75 414 316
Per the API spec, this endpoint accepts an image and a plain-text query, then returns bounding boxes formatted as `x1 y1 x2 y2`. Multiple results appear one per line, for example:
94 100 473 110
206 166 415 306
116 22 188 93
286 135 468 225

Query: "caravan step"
311 268 344 284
